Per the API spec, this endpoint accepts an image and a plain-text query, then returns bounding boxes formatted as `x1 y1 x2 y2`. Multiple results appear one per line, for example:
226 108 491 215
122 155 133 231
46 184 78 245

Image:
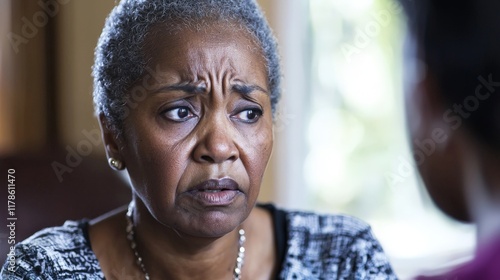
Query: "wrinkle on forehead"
183 47 239 82
143 20 264 69
142 21 268 92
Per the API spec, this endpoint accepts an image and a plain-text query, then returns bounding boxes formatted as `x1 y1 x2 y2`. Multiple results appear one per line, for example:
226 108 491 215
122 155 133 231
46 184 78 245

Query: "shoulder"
284 209 381 258
1 220 103 280
280 208 397 279
285 208 372 236
418 237 500 280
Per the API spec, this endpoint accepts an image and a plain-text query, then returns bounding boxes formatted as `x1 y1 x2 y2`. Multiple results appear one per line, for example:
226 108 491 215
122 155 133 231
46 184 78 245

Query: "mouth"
191 178 240 192
186 178 242 206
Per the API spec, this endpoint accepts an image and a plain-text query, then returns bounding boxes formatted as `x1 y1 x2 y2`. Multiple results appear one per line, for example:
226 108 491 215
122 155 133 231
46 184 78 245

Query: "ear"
99 114 124 165
404 64 448 139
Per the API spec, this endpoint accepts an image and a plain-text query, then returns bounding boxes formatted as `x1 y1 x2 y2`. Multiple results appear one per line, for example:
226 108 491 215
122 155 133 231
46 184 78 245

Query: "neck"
130 199 243 279
468 183 500 244
463 148 500 245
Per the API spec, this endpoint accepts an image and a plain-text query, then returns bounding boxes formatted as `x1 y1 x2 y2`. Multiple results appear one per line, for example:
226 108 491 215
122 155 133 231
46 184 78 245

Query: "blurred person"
1 0 397 279
400 0 500 279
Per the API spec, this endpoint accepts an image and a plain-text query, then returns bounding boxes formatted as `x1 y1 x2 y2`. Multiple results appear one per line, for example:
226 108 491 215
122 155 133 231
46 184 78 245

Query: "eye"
233 108 263 123
162 107 195 122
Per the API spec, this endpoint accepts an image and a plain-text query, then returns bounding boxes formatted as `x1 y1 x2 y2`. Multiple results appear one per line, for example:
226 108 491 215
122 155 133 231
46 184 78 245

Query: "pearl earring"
108 157 125 170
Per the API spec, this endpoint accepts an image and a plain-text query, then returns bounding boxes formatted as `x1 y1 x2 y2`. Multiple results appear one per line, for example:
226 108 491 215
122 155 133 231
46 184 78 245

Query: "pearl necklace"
125 202 246 280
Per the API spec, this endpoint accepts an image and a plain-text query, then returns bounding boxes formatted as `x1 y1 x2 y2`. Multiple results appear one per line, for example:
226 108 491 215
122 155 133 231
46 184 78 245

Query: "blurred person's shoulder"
418 235 500 280
1 220 103 279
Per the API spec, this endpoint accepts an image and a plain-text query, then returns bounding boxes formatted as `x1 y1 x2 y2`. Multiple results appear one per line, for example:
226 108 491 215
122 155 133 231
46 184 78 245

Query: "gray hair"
92 0 281 134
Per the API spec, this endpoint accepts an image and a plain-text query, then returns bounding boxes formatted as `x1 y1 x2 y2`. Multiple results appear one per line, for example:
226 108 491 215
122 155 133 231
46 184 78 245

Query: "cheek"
403 79 471 221
418 139 470 221
123 124 193 202
241 119 273 186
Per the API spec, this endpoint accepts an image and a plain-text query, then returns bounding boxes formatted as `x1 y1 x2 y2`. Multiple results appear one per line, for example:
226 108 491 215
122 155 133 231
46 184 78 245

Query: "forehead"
142 21 266 78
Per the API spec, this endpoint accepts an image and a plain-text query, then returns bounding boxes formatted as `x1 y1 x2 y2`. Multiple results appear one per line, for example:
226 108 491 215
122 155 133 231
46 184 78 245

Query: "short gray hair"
92 0 281 134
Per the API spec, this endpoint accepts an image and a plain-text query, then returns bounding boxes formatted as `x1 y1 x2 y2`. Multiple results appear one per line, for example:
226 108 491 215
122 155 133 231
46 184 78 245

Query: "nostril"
201 155 214 163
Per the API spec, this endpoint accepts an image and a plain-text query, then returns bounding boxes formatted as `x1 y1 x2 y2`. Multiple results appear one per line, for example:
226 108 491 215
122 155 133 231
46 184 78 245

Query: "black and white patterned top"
1 204 397 279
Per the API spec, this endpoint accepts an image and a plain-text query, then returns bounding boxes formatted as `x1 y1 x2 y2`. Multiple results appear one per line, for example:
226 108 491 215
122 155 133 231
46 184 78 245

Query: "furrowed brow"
153 83 207 94
232 84 269 95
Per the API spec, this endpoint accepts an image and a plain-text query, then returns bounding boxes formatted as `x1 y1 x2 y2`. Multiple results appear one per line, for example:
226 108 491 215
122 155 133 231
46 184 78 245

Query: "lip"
186 178 242 206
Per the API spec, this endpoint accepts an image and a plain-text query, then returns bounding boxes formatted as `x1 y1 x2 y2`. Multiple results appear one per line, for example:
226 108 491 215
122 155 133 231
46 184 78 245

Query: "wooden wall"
0 0 280 202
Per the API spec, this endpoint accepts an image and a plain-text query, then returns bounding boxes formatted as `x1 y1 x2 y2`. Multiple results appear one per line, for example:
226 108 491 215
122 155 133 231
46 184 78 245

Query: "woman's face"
118 22 273 237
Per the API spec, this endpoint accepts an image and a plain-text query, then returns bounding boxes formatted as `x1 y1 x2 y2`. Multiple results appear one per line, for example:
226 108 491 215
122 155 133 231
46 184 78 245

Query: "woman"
1 0 396 279
399 0 500 279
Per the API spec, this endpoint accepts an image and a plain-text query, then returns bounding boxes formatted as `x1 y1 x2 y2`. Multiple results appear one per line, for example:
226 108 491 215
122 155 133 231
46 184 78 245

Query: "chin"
186 213 245 238
171 204 250 238
424 183 471 223
418 159 472 223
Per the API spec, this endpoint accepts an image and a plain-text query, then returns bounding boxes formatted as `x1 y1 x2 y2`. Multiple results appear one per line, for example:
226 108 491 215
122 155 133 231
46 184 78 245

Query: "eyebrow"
232 84 269 95
156 84 207 94
152 83 269 96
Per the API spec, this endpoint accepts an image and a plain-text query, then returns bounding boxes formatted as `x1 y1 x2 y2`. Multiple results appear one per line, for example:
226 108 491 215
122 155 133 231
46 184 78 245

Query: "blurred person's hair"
400 0 500 151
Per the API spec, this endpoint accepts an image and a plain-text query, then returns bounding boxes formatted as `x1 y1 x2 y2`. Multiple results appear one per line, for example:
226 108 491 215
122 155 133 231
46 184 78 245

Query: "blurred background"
0 0 475 278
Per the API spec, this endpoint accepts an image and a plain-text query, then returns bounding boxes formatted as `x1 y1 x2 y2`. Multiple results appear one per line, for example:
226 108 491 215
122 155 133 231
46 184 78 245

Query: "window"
269 0 475 277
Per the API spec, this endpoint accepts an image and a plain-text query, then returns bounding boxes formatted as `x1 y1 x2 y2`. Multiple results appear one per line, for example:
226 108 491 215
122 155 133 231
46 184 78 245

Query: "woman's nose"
192 119 239 164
